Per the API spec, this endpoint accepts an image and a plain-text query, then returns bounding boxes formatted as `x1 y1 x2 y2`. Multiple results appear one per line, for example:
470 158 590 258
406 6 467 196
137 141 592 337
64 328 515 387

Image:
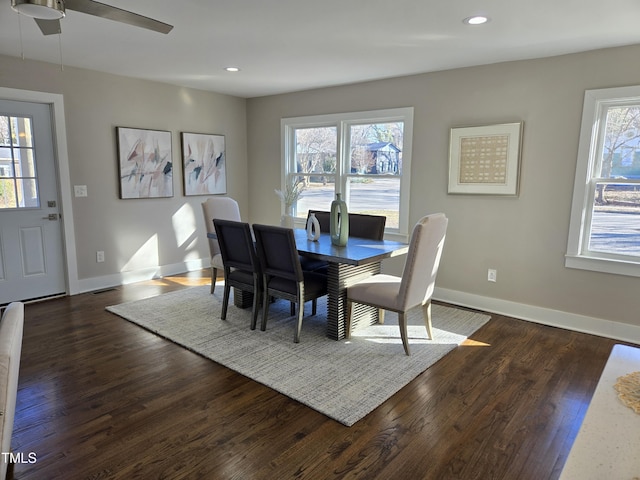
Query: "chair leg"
345 300 353 339
311 299 317 315
294 301 304 343
221 281 231 320
261 291 271 331
211 267 218 294
290 302 295 316
398 312 410 356
422 301 433 340
250 288 261 330
378 308 385 324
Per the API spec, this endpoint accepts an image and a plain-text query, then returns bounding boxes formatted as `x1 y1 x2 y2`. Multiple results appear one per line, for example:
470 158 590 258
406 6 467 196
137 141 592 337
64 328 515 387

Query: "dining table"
208 228 409 340
294 229 408 340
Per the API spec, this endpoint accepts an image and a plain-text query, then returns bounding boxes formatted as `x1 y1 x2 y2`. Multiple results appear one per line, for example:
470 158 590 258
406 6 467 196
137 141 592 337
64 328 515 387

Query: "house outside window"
566 86 640 277
281 107 413 238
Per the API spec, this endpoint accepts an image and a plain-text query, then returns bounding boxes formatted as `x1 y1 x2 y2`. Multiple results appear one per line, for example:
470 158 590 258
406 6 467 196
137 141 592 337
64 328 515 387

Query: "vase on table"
281 205 294 228
330 193 349 246
306 212 320 241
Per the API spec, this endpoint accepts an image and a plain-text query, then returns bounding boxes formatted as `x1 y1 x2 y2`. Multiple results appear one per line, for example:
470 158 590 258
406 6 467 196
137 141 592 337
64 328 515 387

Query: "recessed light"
463 15 489 25
224 67 240 72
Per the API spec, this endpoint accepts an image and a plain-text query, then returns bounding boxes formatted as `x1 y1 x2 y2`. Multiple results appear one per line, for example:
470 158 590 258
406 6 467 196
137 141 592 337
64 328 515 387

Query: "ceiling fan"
10 0 173 35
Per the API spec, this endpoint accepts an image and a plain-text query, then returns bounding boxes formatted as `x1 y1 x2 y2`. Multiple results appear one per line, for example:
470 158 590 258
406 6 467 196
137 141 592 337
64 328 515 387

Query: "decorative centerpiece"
330 192 349 246
306 212 321 241
275 178 304 228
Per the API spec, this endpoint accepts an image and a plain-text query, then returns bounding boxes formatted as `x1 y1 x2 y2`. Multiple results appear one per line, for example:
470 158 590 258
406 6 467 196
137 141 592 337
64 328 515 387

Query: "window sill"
384 231 409 243
565 254 640 278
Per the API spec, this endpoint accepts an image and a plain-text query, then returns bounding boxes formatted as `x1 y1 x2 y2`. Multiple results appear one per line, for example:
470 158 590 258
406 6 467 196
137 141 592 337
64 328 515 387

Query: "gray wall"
246 44 640 335
3 44 639 340
0 53 248 284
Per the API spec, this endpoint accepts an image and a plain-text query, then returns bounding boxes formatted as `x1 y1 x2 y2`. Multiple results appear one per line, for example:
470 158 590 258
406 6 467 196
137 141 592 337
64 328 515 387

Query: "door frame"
0 87 79 296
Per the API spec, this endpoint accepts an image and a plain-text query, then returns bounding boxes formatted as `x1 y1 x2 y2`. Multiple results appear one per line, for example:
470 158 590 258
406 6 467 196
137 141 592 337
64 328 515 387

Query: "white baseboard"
434 287 640 345
74 258 209 294
76 265 639 345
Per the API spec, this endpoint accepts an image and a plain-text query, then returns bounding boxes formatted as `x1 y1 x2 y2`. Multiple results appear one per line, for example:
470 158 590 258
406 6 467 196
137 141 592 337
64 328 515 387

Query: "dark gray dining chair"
307 210 386 240
348 213 386 241
213 219 262 330
252 223 328 343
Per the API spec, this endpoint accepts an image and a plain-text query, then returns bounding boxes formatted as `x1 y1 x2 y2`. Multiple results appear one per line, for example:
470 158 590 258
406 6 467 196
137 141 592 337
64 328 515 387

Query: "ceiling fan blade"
64 0 173 34
34 17 62 35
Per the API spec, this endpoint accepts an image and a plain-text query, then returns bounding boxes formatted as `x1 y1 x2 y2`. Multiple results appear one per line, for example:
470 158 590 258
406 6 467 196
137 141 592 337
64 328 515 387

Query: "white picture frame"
448 122 523 195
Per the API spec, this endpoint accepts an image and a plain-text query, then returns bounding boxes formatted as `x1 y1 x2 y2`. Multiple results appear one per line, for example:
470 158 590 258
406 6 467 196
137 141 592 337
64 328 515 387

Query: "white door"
0 99 66 304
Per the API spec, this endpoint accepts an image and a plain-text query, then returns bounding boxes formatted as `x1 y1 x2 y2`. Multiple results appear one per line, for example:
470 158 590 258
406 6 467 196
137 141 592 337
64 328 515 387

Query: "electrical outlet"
487 268 497 282
74 185 88 197
96 251 105 263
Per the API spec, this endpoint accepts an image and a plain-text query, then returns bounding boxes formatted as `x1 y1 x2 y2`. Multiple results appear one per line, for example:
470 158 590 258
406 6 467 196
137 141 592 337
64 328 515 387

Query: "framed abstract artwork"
116 127 173 199
181 132 226 196
448 122 523 195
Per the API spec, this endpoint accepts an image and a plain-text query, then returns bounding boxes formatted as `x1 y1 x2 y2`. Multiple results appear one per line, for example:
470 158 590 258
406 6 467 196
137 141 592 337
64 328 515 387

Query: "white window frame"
566 85 640 277
281 107 413 240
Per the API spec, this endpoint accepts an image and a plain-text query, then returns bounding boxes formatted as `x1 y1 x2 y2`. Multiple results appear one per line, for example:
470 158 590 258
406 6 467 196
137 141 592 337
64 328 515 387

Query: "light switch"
74 185 88 197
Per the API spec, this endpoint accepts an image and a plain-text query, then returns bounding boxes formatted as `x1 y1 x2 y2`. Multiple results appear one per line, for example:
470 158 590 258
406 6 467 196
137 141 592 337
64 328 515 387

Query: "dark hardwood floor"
7 270 625 479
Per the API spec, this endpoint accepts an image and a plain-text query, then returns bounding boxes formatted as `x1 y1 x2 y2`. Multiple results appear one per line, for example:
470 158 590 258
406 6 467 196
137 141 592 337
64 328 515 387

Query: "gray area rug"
106 285 490 426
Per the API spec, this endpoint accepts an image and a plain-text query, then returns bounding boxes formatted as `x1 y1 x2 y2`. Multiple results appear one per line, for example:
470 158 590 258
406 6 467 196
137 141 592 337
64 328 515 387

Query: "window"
281 107 413 237
566 86 640 276
0 115 39 209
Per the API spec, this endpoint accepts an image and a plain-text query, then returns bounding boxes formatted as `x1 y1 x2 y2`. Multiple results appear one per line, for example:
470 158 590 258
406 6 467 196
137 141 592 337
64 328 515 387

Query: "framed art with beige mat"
448 122 523 196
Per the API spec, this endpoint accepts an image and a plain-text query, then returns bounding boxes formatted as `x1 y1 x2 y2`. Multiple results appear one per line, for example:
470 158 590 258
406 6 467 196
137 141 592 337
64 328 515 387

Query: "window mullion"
582 179 598 254
337 120 348 196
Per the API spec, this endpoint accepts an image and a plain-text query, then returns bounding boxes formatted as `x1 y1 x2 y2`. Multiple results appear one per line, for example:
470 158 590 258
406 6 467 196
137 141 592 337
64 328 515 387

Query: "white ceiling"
1 0 640 98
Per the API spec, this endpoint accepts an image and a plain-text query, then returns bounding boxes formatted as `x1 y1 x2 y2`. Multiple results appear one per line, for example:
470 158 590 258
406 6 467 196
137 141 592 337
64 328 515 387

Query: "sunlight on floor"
355 336 491 346
351 323 491 347
461 338 491 347
168 276 210 287
137 277 210 288
135 270 211 288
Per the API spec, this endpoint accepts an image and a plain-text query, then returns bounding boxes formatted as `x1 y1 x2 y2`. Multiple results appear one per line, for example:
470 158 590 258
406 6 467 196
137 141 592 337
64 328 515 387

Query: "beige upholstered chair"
0 302 24 480
201 197 241 293
345 213 448 355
